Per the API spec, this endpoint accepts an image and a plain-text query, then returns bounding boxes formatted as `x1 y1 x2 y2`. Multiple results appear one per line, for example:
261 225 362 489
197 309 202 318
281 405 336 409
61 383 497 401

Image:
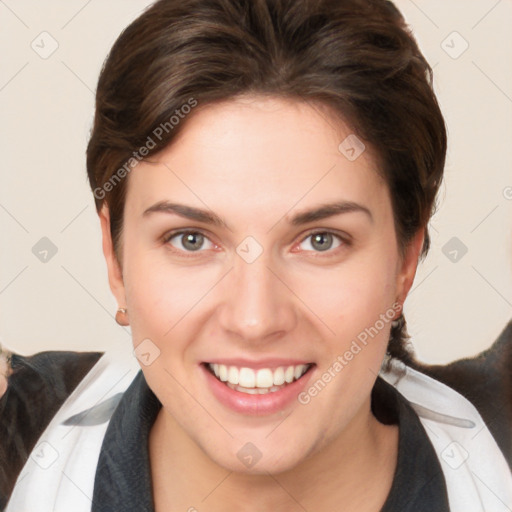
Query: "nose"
217 253 297 344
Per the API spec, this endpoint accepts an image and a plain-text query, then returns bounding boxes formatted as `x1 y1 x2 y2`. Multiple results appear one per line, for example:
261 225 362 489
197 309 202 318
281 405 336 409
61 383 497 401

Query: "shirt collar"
92 370 160 512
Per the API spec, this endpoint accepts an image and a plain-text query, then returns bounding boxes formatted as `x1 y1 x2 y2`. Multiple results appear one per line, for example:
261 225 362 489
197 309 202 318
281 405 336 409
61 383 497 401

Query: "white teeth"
294 364 307 380
208 363 311 390
239 367 256 388
273 367 285 385
226 381 286 394
256 368 273 388
228 366 239 385
284 366 295 383
219 364 228 382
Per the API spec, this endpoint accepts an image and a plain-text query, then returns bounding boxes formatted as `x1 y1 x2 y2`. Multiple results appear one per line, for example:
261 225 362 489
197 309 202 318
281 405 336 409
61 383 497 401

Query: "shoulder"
407 319 512 469
0 348 103 509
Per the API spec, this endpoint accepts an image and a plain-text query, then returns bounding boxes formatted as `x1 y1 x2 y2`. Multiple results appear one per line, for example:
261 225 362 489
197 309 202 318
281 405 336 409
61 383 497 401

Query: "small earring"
115 307 129 326
391 301 403 328
391 313 403 328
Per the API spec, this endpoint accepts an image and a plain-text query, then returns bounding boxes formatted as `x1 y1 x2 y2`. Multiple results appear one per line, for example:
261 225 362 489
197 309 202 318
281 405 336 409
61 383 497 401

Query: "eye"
163 229 349 258
164 230 215 253
297 231 347 254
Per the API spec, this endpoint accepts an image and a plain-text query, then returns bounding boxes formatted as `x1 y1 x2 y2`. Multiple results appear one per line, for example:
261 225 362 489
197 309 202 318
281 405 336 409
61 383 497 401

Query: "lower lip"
201 363 315 416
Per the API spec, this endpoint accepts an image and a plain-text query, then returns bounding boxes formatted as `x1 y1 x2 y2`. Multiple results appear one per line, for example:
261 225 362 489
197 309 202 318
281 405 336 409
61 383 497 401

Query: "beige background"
0 0 511 363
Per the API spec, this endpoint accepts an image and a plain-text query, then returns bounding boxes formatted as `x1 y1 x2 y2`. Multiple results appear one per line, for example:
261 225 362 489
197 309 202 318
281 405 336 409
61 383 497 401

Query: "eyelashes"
163 230 216 254
162 229 351 259
296 231 346 253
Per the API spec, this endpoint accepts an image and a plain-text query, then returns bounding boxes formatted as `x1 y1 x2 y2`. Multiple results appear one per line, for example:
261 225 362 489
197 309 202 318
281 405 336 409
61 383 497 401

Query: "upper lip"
203 358 314 371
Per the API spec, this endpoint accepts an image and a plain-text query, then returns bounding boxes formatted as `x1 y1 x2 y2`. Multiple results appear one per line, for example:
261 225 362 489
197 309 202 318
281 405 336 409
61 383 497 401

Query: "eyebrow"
142 200 373 229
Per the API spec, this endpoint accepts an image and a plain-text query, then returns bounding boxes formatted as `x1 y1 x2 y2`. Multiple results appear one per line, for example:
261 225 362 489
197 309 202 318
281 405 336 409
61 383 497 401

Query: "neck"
149 398 398 512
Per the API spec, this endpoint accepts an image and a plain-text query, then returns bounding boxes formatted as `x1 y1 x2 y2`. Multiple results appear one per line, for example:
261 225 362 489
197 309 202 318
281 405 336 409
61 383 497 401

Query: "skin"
100 95 424 511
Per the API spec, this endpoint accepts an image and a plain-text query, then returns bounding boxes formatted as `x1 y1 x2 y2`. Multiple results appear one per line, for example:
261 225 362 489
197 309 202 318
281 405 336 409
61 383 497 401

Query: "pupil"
312 233 332 251
183 233 203 251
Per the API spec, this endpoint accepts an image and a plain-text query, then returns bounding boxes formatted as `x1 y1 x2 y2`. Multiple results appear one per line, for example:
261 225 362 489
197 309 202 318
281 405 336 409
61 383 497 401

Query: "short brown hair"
86 0 447 362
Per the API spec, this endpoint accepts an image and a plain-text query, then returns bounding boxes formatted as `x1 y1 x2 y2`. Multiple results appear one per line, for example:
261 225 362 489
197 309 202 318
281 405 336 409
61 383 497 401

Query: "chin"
202 435 313 476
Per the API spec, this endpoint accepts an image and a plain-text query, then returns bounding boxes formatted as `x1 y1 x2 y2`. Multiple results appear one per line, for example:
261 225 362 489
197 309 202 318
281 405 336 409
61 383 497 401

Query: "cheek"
295 250 398 333
122 247 222 352
122 249 183 338
295 255 398 428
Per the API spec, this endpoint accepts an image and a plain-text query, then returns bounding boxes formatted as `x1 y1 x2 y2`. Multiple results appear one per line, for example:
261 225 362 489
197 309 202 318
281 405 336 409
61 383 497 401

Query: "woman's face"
101 95 422 474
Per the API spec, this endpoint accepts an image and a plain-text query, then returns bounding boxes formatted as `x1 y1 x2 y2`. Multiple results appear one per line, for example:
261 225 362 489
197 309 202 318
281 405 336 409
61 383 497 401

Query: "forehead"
125 95 389 222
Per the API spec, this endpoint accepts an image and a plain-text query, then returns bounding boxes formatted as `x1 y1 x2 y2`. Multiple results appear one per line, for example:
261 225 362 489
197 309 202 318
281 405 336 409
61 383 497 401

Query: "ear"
394 228 425 306
99 205 127 308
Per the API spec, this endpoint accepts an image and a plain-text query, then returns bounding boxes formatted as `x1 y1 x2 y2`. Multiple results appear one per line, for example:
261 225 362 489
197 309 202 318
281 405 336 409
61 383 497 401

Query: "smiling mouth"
203 362 314 395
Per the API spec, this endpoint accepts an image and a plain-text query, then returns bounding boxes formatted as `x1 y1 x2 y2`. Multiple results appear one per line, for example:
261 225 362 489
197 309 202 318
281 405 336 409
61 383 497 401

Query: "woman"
1 0 511 510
